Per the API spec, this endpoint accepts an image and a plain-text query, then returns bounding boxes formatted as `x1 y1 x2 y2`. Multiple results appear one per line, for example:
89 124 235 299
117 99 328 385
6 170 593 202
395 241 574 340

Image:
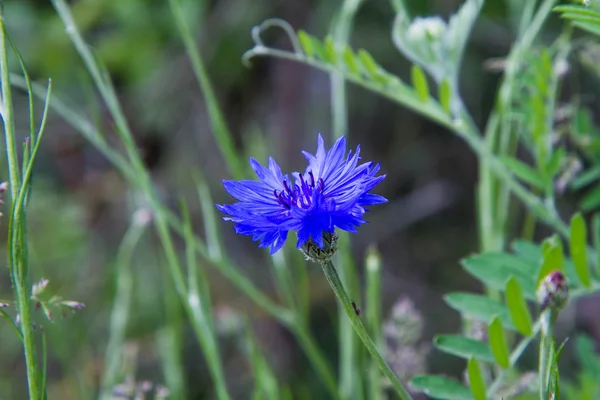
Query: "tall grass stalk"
329 1 364 397
0 7 55 397
100 213 150 399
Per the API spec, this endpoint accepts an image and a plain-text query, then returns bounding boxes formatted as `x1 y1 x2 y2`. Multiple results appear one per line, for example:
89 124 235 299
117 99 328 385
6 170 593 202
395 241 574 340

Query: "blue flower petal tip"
216 135 387 254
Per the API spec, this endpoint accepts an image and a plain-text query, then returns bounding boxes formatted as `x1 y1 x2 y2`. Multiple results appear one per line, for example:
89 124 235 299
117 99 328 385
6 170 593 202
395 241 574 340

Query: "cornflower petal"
217 135 387 253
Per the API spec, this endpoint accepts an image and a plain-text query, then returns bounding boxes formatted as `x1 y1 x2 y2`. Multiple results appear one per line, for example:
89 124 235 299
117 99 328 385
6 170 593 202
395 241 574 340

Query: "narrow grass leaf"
434 335 495 363
467 358 486 400
410 375 473 400
488 316 510 368
505 277 533 336
570 213 591 287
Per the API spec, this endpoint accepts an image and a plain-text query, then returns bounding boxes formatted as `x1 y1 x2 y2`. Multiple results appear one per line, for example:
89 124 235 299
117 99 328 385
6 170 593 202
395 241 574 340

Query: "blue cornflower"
217 134 387 254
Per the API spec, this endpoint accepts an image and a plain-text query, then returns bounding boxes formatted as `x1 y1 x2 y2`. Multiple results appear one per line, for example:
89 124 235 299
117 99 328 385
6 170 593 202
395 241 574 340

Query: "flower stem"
538 309 557 400
319 259 413 400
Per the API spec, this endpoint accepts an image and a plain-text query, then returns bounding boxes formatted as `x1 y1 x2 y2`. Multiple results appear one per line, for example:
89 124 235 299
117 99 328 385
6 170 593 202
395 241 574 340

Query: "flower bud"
536 271 569 311
300 232 338 263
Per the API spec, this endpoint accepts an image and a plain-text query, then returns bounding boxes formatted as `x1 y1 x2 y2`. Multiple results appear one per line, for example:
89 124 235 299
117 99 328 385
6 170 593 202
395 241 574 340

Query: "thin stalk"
365 247 383 400
168 0 244 180
292 325 341 400
100 216 148 399
0 6 39 399
538 310 557 400
329 1 363 397
319 259 412 400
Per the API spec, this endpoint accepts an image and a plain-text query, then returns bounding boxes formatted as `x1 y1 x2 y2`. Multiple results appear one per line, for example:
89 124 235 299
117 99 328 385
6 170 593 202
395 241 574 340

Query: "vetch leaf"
488 316 510 368
581 185 600 212
323 36 338 64
570 165 600 190
410 375 474 400
538 235 565 285
297 30 326 60
505 277 533 336
545 147 565 179
462 252 537 299
570 213 591 287
357 49 381 80
439 78 451 113
445 293 516 330
501 156 545 190
343 46 359 75
594 214 600 278
434 335 495 363
411 65 429 102
298 30 315 58
467 358 486 400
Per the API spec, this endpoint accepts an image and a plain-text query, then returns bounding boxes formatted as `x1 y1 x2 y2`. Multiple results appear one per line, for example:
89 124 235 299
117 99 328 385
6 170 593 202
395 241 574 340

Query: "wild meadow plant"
3 0 600 399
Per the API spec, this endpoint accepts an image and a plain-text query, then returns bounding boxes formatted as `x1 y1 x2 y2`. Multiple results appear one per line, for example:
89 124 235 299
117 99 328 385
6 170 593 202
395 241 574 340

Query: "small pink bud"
536 271 569 311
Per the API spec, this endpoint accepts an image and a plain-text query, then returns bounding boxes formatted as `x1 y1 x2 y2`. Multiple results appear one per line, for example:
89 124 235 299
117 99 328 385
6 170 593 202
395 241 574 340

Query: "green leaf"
357 49 381 79
538 235 565 284
411 65 429 102
323 36 337 64
514 239 580 287
554 5 600 19
505 277 533 336
297 30 315 58
462 252 537 299
467 358 486 400
594 214 600 279
410 375 474 400
297 30 326 60
342 46 359 75
445 293 516 330
500 156 545 190
550 338 569 400
581 185 600 212
570 213 591 287
545 148 565 179
439 79 451 113
434 335 495 363
488 316 510 368
571 166 600 190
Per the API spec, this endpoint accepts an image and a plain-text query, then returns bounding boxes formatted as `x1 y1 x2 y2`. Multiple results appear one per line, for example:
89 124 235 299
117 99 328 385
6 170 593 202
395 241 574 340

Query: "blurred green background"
2 0 600 399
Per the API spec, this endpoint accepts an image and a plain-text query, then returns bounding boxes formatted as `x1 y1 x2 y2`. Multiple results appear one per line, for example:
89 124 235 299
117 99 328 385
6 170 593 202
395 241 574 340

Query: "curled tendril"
242 18 304 67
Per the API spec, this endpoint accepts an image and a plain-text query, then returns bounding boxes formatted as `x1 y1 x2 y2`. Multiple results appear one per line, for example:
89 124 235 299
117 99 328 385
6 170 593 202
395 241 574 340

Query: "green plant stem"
319 259 413 400
538 309 557 400
329 1 363 396
292 325 341 400
366 247 383 400
100 216 148 399
0 6 40 400
168 0 244 180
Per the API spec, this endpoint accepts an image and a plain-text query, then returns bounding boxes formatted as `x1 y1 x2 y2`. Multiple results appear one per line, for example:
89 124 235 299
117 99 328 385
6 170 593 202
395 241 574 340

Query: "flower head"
217 134 387 254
